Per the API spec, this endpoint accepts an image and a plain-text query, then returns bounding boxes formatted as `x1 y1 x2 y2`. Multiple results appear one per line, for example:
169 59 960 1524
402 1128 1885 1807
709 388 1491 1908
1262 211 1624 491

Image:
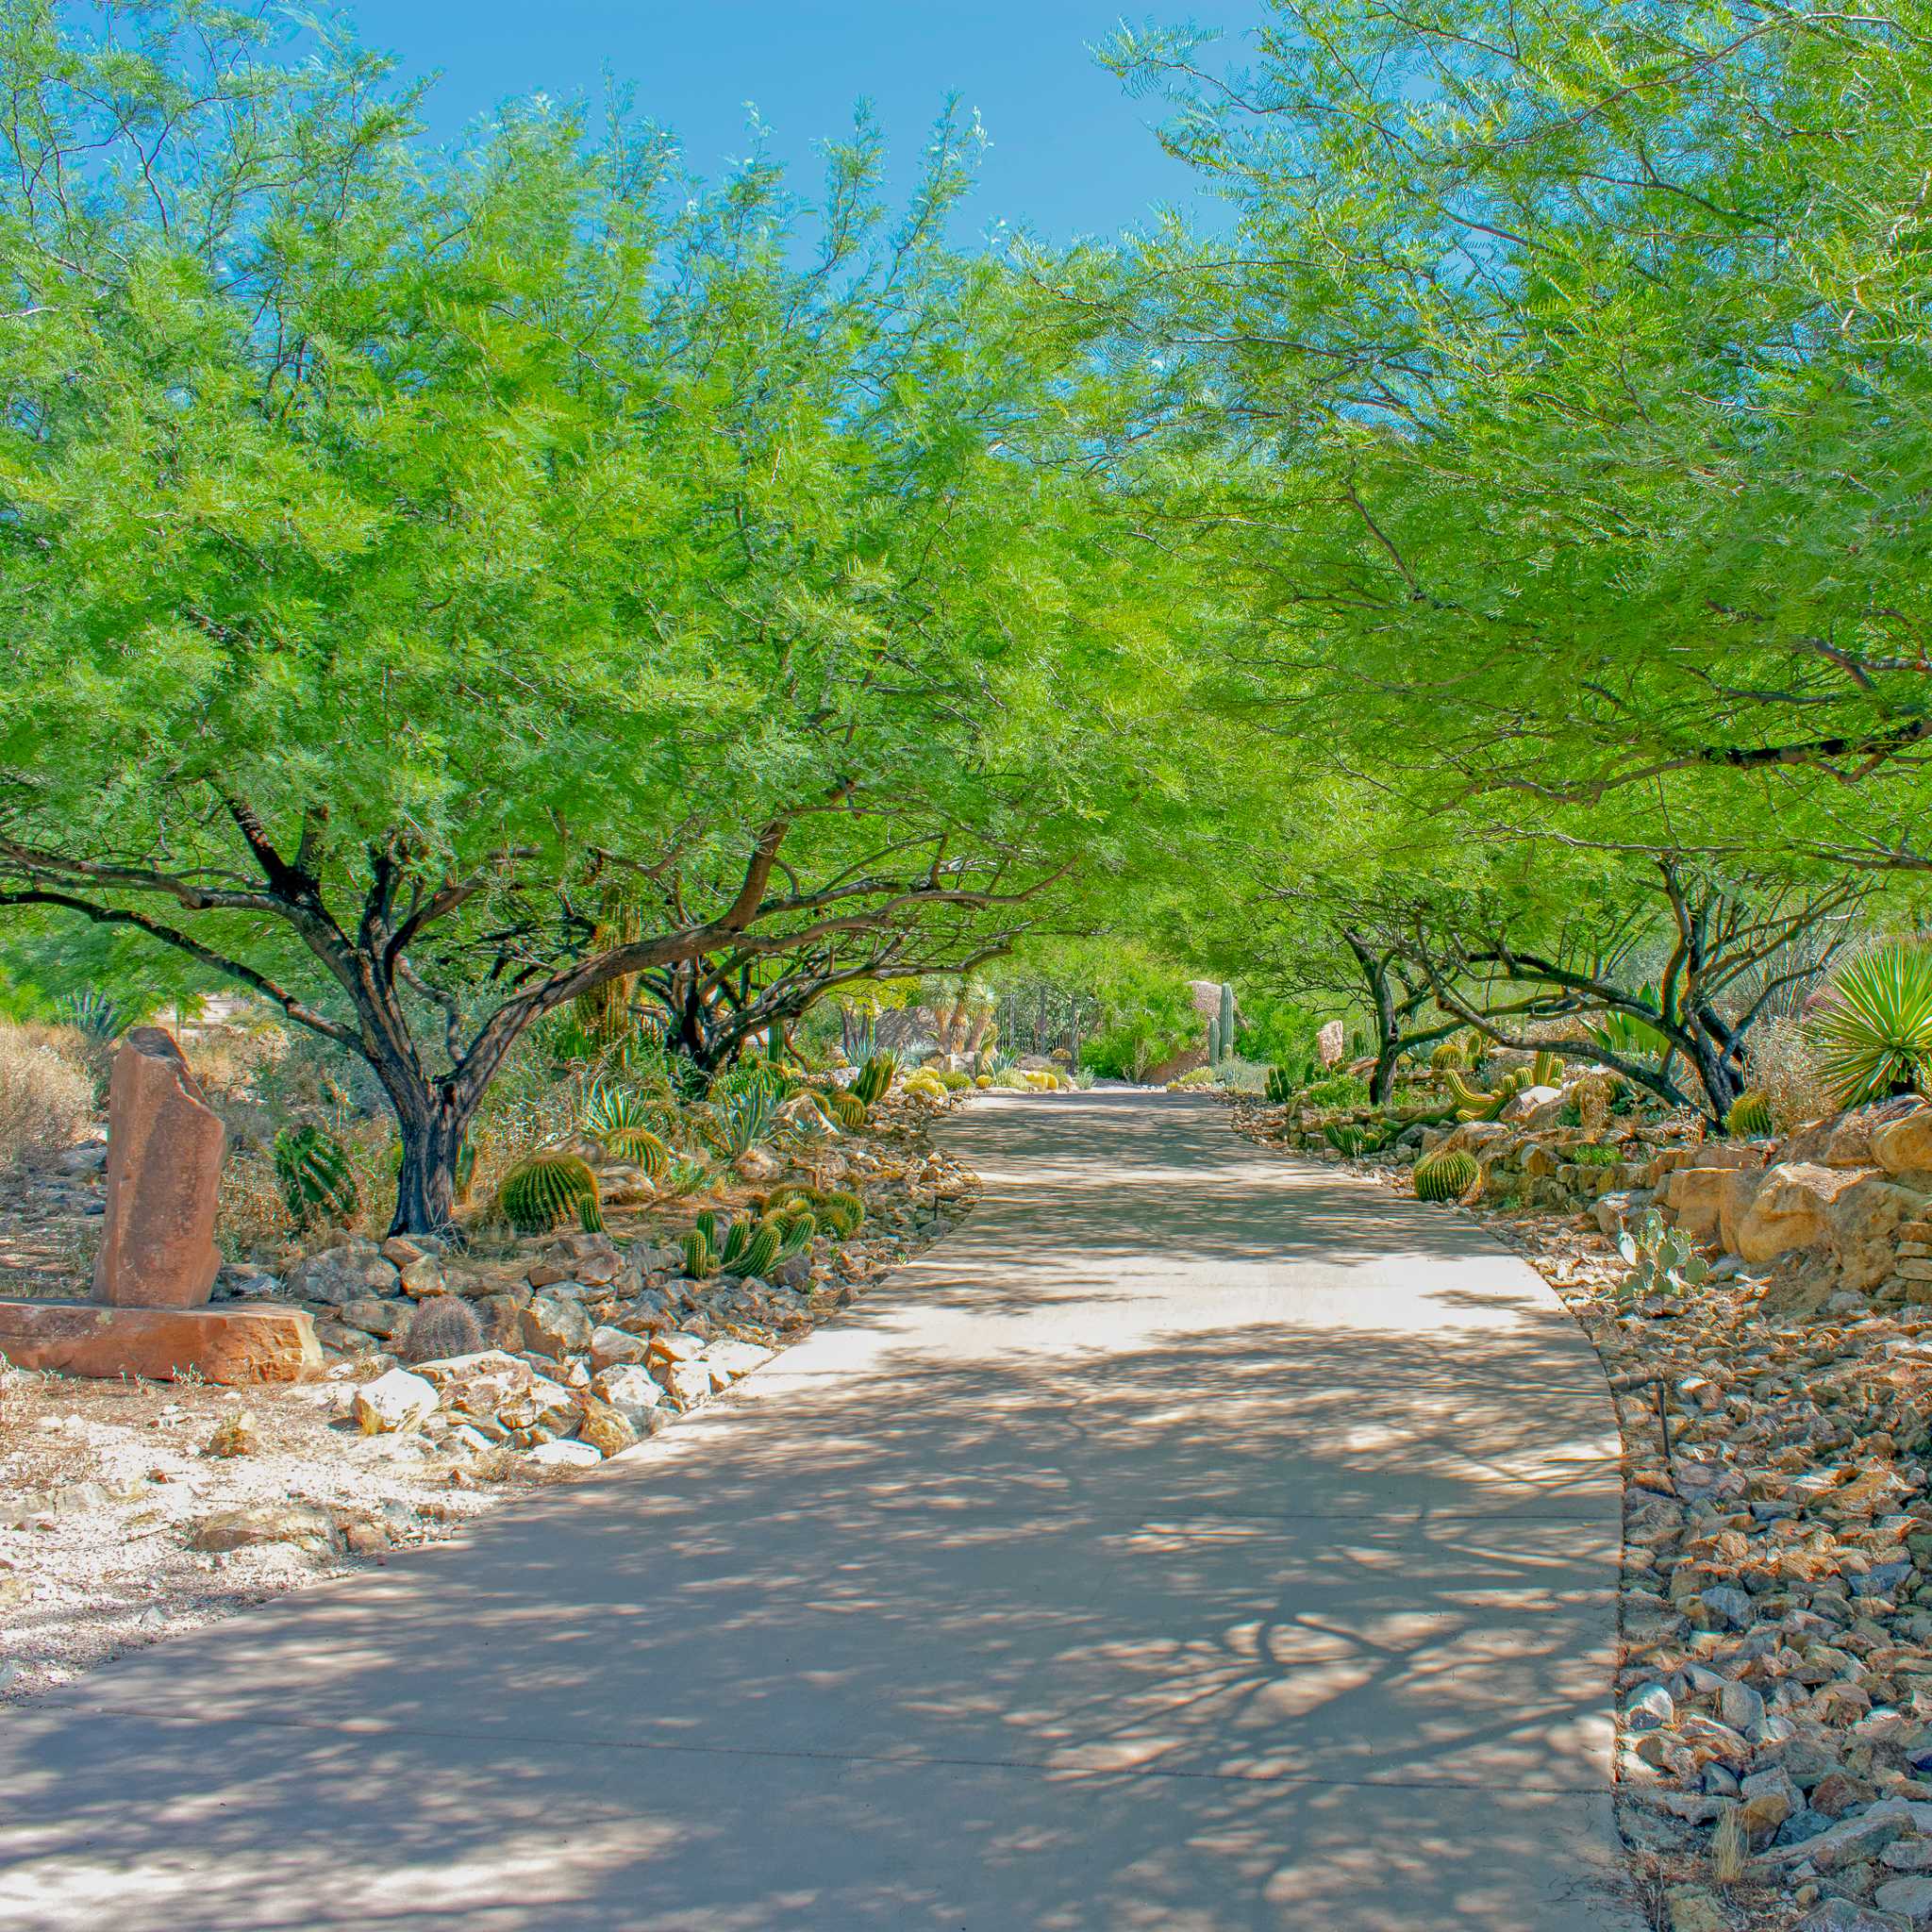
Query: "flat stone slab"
0 1299 322 1384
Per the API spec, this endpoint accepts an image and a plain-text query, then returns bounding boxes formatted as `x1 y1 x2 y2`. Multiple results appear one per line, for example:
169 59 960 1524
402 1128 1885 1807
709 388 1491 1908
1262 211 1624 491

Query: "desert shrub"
400 1295 484 1363
1745 1014 1833 1130
0 1024 92 1163
185 1026 287 1103
1300 1072 1370 1110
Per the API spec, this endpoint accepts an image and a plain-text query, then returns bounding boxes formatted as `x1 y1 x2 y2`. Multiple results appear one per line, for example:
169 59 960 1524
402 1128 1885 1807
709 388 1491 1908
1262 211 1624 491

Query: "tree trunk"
391 1098 475 1238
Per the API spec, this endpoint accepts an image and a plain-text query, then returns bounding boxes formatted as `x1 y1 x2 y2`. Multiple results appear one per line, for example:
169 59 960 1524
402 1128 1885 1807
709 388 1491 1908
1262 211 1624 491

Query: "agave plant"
583 1080 657 1140
1810 942 1932 1108
1582 991 1668 1066
57 988 123 1044
713 1085 777 1157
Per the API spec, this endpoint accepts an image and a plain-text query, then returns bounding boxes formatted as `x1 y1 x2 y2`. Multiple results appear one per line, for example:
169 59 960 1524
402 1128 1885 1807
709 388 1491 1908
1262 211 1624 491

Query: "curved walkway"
0 1091 1639 1930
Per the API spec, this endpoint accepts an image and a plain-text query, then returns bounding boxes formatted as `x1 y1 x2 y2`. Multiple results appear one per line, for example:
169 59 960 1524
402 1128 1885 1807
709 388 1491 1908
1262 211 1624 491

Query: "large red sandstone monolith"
0 1026 317 1383
92 1027 225 1307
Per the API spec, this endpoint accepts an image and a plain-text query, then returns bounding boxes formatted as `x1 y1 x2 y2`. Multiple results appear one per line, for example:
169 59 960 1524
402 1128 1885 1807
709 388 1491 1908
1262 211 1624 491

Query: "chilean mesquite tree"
0 8 1162 1229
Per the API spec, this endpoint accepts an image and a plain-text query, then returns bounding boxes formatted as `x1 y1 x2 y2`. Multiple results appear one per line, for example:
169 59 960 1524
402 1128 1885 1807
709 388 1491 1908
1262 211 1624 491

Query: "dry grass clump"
0 1024 93 1164
1746 1012 1834 1131
185 1026 288 1103
214 1147 295 1260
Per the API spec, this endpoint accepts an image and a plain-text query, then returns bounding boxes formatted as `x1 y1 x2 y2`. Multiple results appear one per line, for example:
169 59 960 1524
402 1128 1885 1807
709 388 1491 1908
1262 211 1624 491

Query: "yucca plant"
498 1154 604 1235
1811 942 1932 1108
1413 1146 1479 1203
273 1124 360 1228
853 1053 896 1107
1724 1090 1775 1139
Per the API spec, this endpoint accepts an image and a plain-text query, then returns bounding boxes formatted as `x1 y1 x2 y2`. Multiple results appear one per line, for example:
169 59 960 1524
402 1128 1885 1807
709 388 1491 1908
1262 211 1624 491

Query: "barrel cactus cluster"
1413 1145 1479 1202
498 1153 605 1235
273 1124 359 1228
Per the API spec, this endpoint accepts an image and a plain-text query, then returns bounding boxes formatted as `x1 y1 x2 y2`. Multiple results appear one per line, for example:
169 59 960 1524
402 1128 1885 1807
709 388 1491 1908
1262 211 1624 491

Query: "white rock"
590 1325 648 1371
352 1368 439 1435
522 1439 603 1469
592 1364 663 1417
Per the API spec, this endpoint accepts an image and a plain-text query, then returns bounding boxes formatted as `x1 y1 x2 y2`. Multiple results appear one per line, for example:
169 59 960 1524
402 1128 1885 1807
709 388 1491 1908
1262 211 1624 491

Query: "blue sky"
368 3 1261 243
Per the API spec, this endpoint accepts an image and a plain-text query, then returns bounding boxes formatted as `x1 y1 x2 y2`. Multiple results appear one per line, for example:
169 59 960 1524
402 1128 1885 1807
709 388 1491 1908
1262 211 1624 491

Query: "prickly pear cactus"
1616 1208 1710 1300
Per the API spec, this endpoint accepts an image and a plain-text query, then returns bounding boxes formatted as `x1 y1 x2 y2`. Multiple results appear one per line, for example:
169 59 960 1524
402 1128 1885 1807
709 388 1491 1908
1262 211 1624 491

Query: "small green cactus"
1265 1063 1307 1104
1724 1090 1774 1139
683 1225 717 1279
1532 1048 1562 1088
827 1091 868 1131
815 1187 865 1238
498 1153 603 1235
1429 1038 1466 1071
1616 1208 1710 1300
1414 1146 1479 1202
604 1125 670 1176
273 1124 359 1228
853 1054 896 1108
774 1211 816 1258
737 1220 783 1278
694 1208 720 1250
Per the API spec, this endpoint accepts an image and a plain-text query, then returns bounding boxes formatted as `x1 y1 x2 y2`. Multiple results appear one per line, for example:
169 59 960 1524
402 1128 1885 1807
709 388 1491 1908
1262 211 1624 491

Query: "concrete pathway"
0 1091 1640 1930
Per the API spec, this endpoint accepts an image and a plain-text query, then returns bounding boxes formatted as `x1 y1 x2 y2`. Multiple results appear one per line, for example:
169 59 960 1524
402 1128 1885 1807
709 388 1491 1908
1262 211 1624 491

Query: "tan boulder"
1871 1106 1932 1179
1783 1096 1923 1171
92 1027 225 1308
1659 1167 1733 1242
1735 1162 1871 1265
1718 1166 1769 1253
1824 1174 1932 1291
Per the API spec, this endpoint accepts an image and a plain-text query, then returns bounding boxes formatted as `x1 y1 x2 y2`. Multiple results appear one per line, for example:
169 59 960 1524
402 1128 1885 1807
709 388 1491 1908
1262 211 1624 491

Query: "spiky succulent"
1811 943 1932 1107
735 1220 783 1278
604 1125 670 1176
682 1225 718 1279
712 1085 777 1158
273 1124 359 1228
853 1053 896 1107
1532 1048 1562 1088
827 1091 868 1131
400 1295 484 1364
1428 1038 1466 1072
815 1187 865 1238
1724 1090 1774 1139
1264 1064 1302 1104
1413 1146 1479 1202
498 1153 603 1235
57 988 123 1044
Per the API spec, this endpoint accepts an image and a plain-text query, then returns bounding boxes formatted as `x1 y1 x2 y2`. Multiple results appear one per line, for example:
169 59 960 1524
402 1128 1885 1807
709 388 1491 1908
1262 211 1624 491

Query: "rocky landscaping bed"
0 1092 978 1706
1237 1079 1932 1932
